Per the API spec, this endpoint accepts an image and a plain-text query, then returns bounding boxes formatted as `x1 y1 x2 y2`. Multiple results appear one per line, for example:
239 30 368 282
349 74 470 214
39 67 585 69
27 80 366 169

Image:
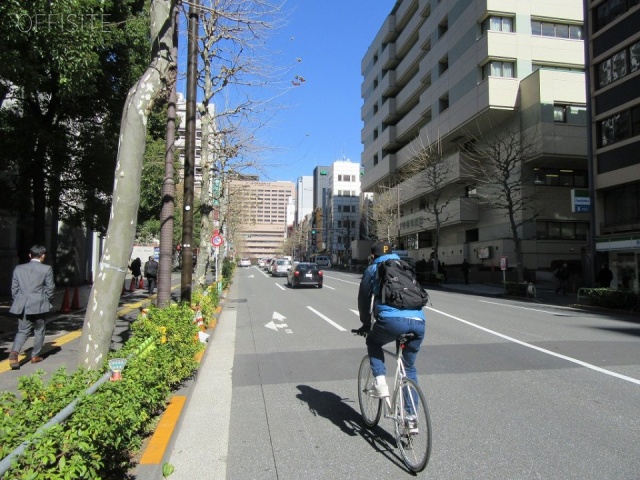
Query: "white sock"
375 375 387 386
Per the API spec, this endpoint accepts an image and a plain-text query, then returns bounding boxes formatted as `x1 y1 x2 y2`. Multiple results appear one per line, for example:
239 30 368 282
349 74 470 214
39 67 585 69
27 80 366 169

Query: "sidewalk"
435 280 585 308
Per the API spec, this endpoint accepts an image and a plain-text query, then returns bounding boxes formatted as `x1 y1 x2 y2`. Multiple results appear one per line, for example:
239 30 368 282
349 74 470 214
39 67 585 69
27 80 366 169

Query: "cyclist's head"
371 241 393 258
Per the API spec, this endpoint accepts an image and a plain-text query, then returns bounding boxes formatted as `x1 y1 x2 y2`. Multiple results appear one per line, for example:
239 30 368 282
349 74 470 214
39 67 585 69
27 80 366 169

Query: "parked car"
271 258 292 277
312 255 331 268
267 258 276 273
238 258 251 267
257 258 266 268
287 262 323 288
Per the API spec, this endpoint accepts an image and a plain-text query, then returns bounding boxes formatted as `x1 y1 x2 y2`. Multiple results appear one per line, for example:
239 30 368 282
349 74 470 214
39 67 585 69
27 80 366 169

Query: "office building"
586 0 640 290
229 179 295 259
326 160 362 262
361 0 589 279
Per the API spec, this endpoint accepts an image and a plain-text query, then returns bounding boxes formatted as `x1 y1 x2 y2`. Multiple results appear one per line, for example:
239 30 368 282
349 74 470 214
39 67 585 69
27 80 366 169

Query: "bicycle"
352 329 432 472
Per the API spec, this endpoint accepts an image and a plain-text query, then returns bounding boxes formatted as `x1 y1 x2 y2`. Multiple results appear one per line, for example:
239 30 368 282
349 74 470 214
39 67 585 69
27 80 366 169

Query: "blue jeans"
366 316 426 384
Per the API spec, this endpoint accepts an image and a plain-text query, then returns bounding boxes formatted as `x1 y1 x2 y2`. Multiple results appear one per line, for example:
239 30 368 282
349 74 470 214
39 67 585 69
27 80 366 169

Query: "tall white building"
361 0 589 279
327 160 362 262
295 176 314 226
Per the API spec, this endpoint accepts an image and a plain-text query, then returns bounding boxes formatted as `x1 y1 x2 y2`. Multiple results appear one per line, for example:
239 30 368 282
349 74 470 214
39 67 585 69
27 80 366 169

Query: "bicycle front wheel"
357 355 382 428
393 378 432 472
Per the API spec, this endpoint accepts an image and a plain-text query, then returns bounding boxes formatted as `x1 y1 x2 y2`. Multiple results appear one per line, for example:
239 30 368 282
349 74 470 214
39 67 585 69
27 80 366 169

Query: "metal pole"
181 0 200 302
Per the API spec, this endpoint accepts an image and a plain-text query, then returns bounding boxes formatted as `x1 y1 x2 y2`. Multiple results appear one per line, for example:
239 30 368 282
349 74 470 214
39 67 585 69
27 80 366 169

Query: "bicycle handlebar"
351 328 368 337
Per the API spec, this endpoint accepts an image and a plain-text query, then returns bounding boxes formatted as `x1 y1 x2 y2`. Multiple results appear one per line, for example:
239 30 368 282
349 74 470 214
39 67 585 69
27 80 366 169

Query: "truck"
350 240 375 263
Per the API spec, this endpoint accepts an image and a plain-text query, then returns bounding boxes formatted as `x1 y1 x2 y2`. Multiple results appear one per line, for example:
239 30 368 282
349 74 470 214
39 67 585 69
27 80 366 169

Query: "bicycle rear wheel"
393 378 432 472
357 355 382 428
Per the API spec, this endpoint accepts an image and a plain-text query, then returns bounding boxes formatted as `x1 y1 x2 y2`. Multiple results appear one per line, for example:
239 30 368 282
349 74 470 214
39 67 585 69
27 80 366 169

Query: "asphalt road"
169 265 640 480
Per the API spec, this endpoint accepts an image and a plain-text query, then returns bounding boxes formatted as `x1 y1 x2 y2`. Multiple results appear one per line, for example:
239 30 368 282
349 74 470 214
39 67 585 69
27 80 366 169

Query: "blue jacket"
357 253 426 325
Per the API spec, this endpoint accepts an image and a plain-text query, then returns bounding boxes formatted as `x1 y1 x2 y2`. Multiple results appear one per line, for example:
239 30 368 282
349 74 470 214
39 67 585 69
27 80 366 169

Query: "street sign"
211 234 224 247
500 256 508 271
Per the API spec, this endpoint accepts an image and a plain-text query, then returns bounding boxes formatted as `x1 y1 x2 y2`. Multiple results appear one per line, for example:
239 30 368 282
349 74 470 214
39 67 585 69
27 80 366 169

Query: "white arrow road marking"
248 275 254 278
273 312 287 321
264 320 291 333
306 306 347 331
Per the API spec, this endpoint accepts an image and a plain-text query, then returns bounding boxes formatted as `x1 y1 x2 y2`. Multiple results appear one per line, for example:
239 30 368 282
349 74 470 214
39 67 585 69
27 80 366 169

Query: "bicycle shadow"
295 384 411 472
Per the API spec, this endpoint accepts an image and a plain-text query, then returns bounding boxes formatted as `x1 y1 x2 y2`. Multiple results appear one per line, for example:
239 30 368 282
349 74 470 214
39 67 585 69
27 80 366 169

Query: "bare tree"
78 0 175 369
193 0 284 285
400 135 456 270
372 186 400 244
460 125 542 282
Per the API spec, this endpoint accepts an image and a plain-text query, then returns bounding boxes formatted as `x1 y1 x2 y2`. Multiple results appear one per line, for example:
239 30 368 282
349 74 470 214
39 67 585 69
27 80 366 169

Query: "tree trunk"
157 4 179 308
78 0 175 369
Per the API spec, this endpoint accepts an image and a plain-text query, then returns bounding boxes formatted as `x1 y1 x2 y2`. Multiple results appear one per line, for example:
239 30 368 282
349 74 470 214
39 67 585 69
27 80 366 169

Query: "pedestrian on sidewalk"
596 263 613 288
144 256 159 295
129 257 142 287
8 245 55 369
555 263 570 295
461 259 471 285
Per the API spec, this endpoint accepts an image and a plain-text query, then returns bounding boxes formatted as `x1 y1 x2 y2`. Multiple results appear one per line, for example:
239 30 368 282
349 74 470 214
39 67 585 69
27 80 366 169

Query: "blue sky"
179 1 393 183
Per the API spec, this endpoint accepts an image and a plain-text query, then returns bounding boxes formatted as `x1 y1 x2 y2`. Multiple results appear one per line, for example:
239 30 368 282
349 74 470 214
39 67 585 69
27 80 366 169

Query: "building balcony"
381 42 398 70
398 197 479 235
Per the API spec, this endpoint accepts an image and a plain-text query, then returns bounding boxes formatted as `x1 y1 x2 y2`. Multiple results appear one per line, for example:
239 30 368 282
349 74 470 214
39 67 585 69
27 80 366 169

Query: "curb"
131 289 229 479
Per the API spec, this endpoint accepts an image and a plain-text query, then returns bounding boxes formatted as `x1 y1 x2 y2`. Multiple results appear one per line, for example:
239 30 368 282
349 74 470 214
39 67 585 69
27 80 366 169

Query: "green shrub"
581 288 639 310
0 300 210 479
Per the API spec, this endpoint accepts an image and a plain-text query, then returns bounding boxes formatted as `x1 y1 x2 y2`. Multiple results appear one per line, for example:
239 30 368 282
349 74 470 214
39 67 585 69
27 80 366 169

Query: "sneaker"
372 376 389 398
405 415 419 435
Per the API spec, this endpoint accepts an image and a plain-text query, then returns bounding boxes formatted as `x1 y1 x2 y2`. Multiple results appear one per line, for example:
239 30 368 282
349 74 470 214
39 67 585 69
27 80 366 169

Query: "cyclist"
356 241 426 398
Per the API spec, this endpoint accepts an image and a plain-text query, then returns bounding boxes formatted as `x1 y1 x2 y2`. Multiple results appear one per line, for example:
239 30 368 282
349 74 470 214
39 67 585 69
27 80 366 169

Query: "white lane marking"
322 284 335 290
322 275 360 286
427 306 640 386
350 309 359 316
275 283 285 290
306 306 347 331
479 300 574 315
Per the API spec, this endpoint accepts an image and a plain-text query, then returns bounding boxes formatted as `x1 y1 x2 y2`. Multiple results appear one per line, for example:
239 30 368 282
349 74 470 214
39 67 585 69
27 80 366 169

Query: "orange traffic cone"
139 277 144 289
129 277 136 291
71 287 81 310
59 288 71 313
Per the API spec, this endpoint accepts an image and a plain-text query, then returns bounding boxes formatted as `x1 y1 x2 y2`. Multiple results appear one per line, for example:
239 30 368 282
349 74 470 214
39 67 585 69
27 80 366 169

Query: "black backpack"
377 258 429 310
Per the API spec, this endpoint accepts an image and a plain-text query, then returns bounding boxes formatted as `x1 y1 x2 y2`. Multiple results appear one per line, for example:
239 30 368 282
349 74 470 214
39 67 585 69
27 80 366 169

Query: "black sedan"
286 262 323 288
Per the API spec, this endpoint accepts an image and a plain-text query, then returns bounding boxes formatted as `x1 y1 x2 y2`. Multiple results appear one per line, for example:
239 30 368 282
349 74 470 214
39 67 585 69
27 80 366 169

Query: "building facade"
361 0 589 280
295 176 314 226
229 179 295 259
586 0 640 291
326 160 362 263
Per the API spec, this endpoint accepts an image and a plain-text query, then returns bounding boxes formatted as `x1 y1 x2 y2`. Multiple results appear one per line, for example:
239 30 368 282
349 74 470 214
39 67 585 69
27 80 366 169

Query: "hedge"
579 288 640 311
0 277 230 479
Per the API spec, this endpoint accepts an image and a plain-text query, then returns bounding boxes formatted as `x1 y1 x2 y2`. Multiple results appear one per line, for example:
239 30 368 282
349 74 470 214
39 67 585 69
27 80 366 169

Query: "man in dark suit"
8 245 55 369
144 255 159 295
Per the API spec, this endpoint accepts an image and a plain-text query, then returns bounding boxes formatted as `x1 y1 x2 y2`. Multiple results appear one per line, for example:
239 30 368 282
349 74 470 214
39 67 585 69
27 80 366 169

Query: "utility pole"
181 0 200 302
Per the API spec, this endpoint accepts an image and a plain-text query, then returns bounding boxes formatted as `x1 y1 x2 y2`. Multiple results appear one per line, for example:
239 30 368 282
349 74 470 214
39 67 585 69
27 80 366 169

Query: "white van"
313 256 331 268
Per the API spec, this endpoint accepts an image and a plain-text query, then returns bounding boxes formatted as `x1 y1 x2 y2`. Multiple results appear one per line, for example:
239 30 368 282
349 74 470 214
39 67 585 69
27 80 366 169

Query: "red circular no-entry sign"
211 234 224 247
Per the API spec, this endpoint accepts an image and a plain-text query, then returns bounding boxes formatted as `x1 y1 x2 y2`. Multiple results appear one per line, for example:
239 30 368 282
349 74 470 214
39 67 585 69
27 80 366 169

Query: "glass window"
574 171 588 188
611 50 627 81
601 117 615 146
632 106 640 136
598 58 612 88
575 223 588 240
561 223 574 239
556 24 569 38
630 42 640 73
614 111 630 141
531 20 541 35
596 2 610 30
554 105 567 122
569 25 582 40
541 22 555 36
548 222 561 238
536 222 548 239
